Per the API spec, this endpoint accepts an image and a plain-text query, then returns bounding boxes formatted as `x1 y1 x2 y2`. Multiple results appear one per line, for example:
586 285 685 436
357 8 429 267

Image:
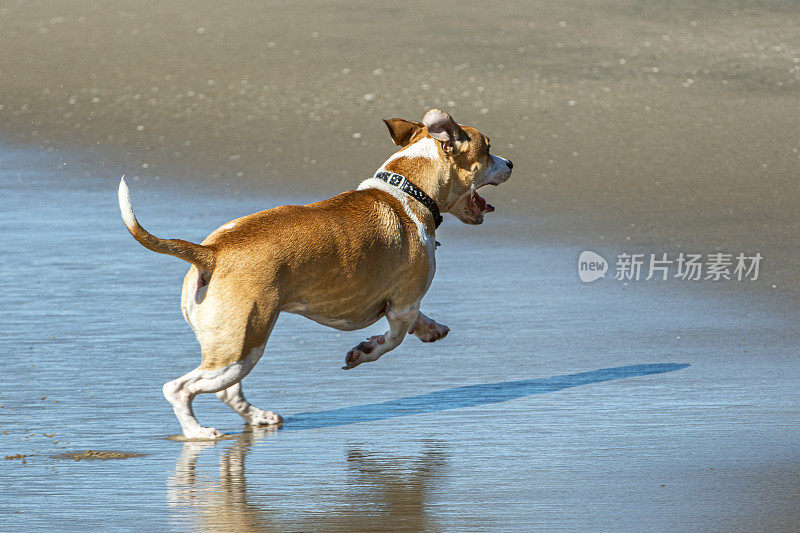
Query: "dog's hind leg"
408 311 449 343
163 360 257 439
164 300 280 439
215 381 282 426
343 303 419 370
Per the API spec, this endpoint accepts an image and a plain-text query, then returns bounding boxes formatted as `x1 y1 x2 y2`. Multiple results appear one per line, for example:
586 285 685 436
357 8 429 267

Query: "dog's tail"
117 176 216 272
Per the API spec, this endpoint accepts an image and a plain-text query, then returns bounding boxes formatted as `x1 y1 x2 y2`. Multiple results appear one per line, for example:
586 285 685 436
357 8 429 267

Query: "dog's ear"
383 118 424 147
423 109 467 153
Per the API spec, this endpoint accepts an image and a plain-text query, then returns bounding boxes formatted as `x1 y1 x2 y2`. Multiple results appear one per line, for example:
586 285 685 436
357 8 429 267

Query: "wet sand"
0 0 798 302
1 1 799 531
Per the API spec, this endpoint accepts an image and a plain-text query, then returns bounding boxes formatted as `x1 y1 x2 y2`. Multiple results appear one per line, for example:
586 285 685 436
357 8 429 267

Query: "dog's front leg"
343 305 419 370
408 311 450 343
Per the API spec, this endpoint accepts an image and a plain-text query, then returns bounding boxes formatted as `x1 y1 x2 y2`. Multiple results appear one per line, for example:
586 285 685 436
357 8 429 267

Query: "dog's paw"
246 409 283 426
184 426 224 440
409 321 450 343
343 335 386 370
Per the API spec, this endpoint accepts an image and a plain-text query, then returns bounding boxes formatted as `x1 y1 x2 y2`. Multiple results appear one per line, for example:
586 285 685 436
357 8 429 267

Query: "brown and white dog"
118 109 512 439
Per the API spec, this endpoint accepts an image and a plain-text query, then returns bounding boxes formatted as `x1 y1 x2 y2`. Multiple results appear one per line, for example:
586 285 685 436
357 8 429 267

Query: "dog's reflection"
167 427 446 531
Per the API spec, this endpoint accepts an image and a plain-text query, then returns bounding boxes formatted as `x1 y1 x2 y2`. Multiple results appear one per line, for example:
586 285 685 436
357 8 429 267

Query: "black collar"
374 171 443 229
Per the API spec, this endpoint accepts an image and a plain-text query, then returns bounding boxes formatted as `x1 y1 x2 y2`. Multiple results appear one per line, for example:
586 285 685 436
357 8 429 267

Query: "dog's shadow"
283 363 690 431
166 363 689 530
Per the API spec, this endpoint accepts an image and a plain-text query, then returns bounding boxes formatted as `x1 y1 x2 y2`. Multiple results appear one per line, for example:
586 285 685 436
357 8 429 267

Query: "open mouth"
468 187 495 217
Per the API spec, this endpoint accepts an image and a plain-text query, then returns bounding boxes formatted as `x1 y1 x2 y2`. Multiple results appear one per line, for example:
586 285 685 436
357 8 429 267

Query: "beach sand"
1 0 798 300
1 2 799 531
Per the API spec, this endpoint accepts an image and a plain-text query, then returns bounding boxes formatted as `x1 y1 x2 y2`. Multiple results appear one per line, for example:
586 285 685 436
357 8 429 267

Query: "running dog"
118 109 513 438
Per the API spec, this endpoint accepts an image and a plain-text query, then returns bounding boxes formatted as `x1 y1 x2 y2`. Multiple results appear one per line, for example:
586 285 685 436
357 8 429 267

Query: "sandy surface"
1 4 799 530
1 0 798 303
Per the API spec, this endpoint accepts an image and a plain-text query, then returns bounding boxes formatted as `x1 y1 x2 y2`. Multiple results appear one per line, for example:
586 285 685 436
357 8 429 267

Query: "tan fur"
189 189 430 371
119 109 512 438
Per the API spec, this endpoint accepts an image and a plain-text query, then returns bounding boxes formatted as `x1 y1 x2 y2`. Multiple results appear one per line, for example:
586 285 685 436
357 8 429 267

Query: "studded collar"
373 171 443 229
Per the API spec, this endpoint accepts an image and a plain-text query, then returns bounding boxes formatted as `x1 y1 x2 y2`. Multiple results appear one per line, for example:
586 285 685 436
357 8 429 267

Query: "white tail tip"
118 175 136 228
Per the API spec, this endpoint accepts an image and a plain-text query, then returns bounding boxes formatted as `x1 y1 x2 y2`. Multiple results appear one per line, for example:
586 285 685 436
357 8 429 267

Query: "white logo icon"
578 251 608 283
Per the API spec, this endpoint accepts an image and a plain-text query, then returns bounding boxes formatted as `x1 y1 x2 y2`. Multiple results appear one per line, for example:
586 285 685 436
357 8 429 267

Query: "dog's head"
382 109 512 225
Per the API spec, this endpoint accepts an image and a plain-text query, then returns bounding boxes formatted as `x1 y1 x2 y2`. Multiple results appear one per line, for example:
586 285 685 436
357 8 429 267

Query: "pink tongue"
473 191 495 213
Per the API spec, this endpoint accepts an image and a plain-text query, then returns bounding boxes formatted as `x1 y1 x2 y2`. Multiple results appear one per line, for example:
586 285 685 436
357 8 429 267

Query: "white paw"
246 409 283 426
343 335 386 370
410 321 450 343
184 426 224 440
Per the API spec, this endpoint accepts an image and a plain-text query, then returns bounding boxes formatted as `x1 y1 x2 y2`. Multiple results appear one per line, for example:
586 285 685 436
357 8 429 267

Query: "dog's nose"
506 159 513 170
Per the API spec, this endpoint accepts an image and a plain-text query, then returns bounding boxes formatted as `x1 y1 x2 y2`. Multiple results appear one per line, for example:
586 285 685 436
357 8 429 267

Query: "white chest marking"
423 232 436 294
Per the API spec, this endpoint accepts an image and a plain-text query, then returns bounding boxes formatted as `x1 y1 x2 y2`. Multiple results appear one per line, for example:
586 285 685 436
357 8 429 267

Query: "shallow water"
1 148 798 531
